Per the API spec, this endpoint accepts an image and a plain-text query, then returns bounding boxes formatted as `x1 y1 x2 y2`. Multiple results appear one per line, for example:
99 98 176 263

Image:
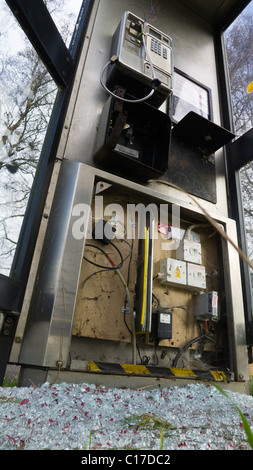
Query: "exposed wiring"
80 269 110 289
152 292 187 312
144 0 158 23
83 242 124 270
184 223 215 241
148 178 253 272
172 327 215 368
82 240 137 365
103 248 137 365
81 239 132 288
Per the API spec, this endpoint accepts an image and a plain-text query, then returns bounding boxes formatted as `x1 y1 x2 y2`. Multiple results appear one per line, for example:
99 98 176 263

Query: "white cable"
100 30 159 104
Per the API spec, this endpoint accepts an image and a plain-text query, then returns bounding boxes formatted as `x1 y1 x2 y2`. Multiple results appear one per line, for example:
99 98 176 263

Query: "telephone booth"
1 0 253 394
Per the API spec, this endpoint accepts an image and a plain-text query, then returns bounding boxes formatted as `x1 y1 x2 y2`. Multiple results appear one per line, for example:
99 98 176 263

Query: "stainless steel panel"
221 218 250 381
19 161 249 381
62 0 228 218
19 161 95 367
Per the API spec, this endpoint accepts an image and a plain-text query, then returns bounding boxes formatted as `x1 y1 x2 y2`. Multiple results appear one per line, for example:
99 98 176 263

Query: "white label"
115 144 139 159
160 313 171 324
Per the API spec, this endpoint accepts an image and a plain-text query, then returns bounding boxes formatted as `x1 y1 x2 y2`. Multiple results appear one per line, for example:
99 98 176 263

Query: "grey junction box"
194 291 219 322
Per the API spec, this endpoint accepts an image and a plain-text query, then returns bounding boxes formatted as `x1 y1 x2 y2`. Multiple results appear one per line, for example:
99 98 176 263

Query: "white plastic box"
187 263 206 290
159 258 187 287
177 239 202 264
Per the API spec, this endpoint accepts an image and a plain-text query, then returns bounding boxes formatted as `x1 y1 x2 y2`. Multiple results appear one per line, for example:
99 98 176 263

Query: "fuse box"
177 239 202 264
158 257 206 291
159 258 187 287
187 263 206 290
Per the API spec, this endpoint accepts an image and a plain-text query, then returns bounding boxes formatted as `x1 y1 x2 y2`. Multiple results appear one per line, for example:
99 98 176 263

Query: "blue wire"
145 2 154 23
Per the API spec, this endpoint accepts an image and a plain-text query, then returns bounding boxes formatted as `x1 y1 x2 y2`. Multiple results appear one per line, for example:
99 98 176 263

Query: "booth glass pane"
240 162 253 271
0 4 59 275
44 0 84 47
224 1 253 138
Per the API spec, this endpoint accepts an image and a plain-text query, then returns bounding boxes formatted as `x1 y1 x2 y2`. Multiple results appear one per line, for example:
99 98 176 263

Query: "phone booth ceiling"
176 0 251 28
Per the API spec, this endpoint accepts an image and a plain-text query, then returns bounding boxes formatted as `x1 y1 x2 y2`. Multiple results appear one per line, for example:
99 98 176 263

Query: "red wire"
150 0 158 22
105 253 116 267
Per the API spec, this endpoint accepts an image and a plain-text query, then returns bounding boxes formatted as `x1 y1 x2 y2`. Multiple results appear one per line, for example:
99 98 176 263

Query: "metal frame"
14 160 249 386
230 130 253 340
214 25 253 348
0 0 94 385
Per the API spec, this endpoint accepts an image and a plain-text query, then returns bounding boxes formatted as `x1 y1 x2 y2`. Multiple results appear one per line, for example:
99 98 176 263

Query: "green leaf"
212 382 253 449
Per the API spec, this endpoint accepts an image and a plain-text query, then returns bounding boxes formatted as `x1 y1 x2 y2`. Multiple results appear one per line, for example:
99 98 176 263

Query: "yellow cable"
141 227 148 326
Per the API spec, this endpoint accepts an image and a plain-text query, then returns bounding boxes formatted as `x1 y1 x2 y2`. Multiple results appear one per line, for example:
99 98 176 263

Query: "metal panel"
0 313 19 385
0 1 95 380
230 128 253 170
221 217 250 380
10 0 250 387
61 0 229 218
17 161 249 383
18 161 94 367
0 275 21 313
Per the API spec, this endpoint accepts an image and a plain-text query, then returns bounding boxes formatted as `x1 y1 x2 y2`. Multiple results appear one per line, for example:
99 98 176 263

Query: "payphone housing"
104 11 173 107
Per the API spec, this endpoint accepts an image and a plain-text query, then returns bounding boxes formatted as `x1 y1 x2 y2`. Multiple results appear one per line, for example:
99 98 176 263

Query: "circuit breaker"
187 263 206 290
158 257 206 291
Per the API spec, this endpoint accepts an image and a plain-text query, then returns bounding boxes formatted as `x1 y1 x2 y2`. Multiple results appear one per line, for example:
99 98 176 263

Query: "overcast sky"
0 0 83 55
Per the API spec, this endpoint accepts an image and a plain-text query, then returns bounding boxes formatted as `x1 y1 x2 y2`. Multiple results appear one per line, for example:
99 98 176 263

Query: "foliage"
212 382 253 450
0 0 76 274
225 6 253 137
225 4 253 264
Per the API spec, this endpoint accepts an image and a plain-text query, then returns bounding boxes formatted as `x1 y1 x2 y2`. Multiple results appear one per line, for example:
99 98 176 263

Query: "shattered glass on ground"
0 382 252 450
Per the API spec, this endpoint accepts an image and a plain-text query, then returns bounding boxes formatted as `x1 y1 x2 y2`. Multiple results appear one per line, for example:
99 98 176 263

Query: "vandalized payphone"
95 11 173 179
96 10 234 186
100 11 173 107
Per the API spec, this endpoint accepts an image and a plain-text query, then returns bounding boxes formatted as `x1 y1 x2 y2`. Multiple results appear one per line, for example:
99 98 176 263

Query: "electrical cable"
100 60 157 104
83 239 136 364
81 239 132 288
145 3 154 23
172 330 215 368
104 249 137 365
80 269 110 289
83 242 124 270
172 335 205 368
184 223 214 241
144 0 158 23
